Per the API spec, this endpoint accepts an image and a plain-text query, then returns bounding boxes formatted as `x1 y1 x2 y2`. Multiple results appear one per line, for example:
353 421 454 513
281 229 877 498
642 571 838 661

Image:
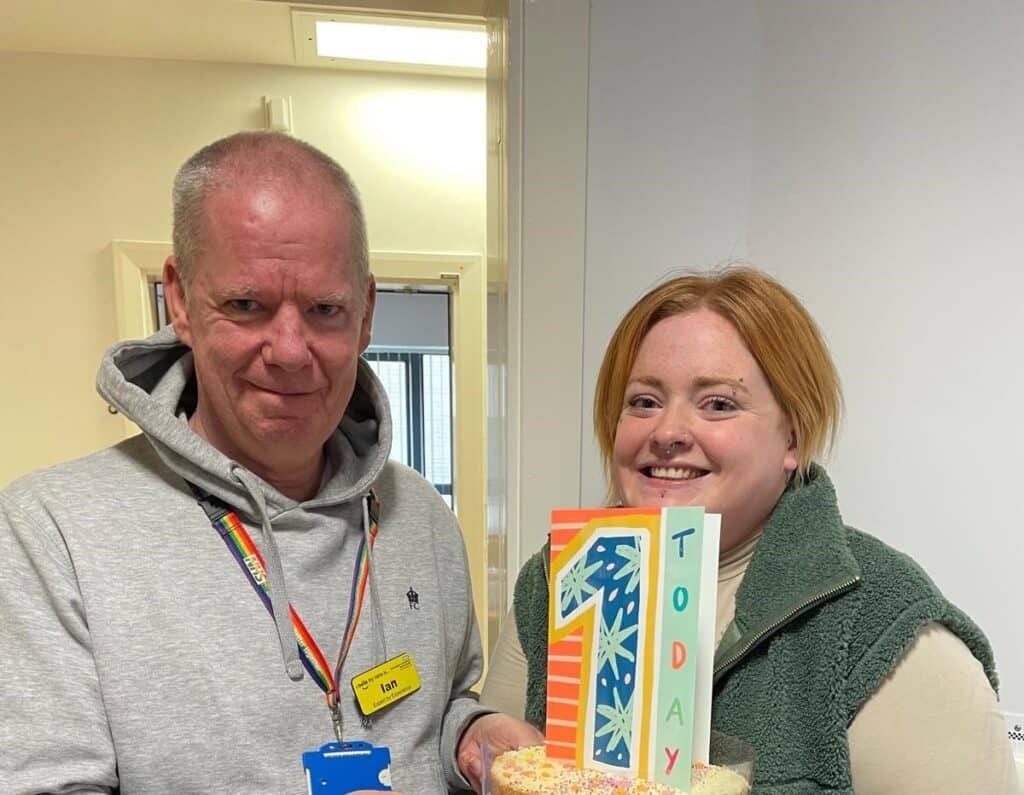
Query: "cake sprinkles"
490 745 749 795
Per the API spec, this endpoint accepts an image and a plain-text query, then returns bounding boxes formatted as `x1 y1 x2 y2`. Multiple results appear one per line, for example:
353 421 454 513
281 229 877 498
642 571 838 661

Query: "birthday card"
545 507 720 791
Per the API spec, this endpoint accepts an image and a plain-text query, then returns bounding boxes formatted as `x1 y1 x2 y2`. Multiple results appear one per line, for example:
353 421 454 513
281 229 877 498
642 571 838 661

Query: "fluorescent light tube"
315 20 487 70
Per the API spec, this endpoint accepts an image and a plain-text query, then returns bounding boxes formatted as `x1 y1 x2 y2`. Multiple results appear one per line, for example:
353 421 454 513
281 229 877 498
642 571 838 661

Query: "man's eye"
312 304 341 318
228 299 259 312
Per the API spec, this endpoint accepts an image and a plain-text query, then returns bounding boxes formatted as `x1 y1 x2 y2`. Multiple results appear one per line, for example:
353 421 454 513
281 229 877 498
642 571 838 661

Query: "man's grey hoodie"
0 327 487 794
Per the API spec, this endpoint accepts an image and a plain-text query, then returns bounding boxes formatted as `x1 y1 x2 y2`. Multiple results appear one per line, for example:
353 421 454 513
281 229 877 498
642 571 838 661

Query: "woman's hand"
457 712 545 793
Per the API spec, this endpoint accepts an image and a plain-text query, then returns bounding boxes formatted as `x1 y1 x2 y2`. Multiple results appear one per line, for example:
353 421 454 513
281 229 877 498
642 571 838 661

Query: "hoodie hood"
96 326 393 517
97 326 395 682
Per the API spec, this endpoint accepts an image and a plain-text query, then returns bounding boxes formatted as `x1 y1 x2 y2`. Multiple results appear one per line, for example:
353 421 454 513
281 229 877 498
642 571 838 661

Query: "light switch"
263 96 293 134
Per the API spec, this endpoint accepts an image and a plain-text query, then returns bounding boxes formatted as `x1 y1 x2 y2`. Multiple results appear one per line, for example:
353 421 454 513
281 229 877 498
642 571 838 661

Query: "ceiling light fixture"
292 12 487 76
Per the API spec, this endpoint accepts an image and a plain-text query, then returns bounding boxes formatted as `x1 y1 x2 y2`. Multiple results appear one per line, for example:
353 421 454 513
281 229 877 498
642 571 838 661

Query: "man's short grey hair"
171 131 369 293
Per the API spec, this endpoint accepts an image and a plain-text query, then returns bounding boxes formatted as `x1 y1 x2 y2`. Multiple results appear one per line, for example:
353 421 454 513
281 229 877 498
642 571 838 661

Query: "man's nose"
263 307 312 370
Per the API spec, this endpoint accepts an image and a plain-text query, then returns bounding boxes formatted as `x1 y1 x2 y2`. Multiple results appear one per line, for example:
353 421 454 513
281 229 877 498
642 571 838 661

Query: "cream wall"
0 50 484 487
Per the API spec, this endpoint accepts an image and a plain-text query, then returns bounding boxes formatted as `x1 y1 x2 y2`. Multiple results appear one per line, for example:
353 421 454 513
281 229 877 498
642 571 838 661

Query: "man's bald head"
171 132 369 295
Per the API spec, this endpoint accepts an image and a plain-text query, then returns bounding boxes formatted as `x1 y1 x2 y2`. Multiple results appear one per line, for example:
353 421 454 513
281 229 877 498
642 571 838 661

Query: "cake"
490 745 749 795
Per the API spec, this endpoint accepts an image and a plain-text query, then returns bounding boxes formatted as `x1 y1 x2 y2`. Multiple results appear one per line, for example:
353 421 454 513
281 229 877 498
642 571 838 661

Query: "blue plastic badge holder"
303 741 393 794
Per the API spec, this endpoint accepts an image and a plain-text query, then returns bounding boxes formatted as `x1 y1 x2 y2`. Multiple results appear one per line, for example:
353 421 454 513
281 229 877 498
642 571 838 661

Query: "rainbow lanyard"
189 483 380 738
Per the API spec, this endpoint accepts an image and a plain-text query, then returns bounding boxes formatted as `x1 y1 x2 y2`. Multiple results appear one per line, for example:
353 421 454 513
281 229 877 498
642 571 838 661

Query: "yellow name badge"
351 652 421 716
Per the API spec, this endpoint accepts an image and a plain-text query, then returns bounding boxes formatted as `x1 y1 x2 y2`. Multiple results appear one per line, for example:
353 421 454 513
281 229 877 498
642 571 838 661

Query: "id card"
351 652 420 716
303 741 392 793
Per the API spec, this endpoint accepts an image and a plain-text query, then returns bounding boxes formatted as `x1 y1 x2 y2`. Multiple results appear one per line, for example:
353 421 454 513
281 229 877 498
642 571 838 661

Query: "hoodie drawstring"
198 470 388 698
231 466 304 681
362 494 389 664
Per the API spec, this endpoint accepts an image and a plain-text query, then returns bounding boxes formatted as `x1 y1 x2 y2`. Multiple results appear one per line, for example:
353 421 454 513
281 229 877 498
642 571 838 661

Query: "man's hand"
457 713 545 793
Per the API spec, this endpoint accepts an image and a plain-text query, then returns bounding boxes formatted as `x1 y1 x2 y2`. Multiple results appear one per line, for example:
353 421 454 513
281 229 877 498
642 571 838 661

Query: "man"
0 132 540 794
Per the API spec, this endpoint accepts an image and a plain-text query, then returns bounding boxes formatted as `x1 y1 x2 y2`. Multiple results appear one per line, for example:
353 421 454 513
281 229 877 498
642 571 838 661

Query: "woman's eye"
626 395 660 410
702 396 737 412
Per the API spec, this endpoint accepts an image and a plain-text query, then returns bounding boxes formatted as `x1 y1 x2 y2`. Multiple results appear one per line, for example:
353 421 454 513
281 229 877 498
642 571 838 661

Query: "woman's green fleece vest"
513 466 998 794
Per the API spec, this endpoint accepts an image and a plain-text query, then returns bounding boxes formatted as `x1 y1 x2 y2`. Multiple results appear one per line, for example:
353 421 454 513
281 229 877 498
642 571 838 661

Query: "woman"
482 266 1015 793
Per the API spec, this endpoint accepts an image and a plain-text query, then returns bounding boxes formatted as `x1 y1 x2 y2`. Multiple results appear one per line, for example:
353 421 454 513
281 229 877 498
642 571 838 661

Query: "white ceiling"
0 0 487 67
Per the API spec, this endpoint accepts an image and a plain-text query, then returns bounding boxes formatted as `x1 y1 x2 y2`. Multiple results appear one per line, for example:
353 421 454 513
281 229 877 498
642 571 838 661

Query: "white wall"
508 0 590 565
747 0 1024 711
579 0 760 507
515 0 1022 710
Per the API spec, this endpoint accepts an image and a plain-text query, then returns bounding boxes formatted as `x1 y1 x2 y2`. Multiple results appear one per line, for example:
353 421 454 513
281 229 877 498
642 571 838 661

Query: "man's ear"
162 257 193 347
359 276 376 354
